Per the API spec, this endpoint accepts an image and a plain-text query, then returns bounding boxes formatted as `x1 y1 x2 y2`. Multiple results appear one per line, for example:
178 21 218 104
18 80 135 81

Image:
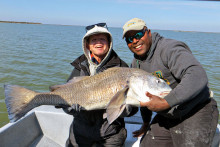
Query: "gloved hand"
55 104 82 116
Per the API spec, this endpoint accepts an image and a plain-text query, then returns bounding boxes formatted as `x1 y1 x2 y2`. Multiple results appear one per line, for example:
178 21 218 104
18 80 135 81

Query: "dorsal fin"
49 76 89 91
69 76 89 83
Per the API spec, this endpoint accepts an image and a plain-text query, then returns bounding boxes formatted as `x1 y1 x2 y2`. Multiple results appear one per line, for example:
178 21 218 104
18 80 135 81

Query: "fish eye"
156 79 160 84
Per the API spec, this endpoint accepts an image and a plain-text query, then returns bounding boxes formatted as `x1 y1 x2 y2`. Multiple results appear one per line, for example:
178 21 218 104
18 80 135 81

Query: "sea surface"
0 23 219 127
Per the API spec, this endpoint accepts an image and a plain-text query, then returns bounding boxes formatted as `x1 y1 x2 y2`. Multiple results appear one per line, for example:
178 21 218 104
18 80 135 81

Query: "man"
65 23 137 147
122 18 219 147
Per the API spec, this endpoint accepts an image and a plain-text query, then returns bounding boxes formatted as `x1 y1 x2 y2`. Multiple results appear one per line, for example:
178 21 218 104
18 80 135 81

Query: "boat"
0 105 219 147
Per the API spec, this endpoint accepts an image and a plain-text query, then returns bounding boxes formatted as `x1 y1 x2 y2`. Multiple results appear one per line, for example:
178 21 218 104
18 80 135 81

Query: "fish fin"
4 85 37 122
49 85 62 91
69 76 89 83
106 86 129 124
49 76 89 91
103 112 107 119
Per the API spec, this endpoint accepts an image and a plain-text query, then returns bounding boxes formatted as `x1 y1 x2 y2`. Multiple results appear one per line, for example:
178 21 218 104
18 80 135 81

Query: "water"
0 23 219 127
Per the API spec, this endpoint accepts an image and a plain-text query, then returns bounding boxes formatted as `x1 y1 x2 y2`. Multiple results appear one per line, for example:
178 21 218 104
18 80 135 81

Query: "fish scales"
4 67 172 123
58 68 129 109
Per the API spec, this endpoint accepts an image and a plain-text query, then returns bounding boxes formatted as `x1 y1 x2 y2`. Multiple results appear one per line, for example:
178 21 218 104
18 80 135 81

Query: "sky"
0 0 220 32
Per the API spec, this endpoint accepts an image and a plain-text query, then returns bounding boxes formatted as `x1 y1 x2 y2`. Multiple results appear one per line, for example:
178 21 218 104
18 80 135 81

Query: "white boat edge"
0 105 219 147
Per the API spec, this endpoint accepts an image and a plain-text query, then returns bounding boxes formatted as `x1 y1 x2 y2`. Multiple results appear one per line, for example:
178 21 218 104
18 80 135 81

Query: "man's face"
87 34 109 59
125 29 152 58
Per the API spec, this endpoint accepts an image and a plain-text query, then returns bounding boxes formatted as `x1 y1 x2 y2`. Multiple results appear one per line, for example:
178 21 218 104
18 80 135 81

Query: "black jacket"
68 50 128 80
67 50 137 139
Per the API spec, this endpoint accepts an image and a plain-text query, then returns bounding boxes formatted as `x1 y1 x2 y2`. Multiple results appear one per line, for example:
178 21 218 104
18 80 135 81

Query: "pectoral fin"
106 86 129 124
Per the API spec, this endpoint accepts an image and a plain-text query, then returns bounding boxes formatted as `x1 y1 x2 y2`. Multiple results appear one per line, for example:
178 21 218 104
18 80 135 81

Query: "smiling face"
87 33 109 62
125 27 152 58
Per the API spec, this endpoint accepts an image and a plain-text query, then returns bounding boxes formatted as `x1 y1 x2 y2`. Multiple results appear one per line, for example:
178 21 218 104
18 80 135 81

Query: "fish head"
144 75 172 97
129 74 172 102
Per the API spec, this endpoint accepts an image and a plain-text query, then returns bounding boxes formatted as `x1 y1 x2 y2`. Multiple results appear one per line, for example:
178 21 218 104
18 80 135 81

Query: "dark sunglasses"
85 23 108 32
125 29 148 44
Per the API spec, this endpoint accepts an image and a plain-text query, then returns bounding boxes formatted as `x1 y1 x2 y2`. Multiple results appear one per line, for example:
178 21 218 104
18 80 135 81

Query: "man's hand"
140 92 170 112
132 122 148 137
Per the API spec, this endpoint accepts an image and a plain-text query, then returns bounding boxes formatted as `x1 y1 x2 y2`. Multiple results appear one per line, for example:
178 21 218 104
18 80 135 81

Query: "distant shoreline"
0 21 41 24
0 21 219 34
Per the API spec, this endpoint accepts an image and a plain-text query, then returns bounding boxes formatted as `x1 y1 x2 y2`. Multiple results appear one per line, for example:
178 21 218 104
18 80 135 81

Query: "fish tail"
4 85 38 122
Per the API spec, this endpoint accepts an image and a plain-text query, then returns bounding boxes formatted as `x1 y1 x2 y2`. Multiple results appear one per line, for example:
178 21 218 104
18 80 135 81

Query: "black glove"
55 104 82 116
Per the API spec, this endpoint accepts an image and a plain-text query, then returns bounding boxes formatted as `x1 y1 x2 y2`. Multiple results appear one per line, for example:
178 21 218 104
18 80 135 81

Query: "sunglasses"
125 29 148 44
85 23 108 32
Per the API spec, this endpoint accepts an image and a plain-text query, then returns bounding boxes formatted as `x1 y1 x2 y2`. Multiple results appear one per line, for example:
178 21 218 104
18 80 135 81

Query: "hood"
82 25 113 75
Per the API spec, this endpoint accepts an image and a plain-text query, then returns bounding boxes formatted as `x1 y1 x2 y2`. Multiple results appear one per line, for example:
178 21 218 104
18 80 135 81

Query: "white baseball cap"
122 18 146 38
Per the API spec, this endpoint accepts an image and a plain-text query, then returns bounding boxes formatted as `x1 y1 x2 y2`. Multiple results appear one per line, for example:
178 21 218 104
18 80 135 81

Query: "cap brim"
122 25 145 39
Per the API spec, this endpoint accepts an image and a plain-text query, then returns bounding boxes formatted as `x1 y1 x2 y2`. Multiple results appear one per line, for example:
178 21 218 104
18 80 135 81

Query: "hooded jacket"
131 32 210 121
67 26 137 140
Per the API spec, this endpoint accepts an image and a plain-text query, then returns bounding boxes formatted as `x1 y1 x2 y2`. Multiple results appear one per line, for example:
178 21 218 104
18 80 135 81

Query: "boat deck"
0 106 219 147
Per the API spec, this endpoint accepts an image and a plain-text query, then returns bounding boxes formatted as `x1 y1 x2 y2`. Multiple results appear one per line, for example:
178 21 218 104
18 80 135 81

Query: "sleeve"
67 68 81 82
120 105 139 118
120 59 129 68
62 68 82 115
127 106 139 117
140 107 152 123
162 41 208 107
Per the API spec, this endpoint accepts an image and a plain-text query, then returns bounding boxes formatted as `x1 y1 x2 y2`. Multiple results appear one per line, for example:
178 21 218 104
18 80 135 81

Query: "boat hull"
0 106 219 147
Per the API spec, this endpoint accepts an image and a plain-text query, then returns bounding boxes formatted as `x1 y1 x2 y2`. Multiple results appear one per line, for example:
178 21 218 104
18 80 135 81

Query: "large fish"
4 67 172 124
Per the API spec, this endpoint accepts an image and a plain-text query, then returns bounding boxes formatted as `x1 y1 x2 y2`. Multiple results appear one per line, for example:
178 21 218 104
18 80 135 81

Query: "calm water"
0 23 219 127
